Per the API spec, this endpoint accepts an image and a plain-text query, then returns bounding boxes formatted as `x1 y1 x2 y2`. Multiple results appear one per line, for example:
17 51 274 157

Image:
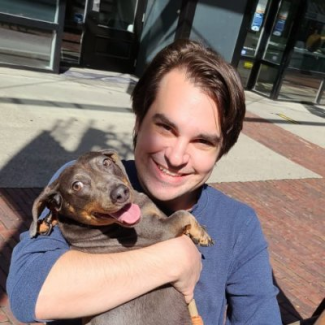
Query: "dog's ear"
100 149 130 183
99 149 119 160
98 149 121 167
29 181 62 238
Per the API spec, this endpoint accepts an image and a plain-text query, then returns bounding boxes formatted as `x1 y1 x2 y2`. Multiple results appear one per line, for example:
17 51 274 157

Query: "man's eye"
197 139 212 146
157 123 172 132
72 181 84 191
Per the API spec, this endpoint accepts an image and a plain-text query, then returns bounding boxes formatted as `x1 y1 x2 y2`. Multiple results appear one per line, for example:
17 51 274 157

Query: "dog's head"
30 149 141 238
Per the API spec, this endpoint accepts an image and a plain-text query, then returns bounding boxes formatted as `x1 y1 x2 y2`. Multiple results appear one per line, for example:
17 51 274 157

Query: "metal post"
315 78 325 104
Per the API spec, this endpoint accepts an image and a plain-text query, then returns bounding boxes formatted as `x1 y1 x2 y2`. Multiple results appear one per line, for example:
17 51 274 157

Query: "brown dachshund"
30 149 213 325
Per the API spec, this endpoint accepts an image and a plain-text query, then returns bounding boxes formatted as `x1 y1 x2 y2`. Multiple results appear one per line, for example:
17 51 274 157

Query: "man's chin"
139 177 200 209
144 184 181 205
148 190 180 204
150 188 198 211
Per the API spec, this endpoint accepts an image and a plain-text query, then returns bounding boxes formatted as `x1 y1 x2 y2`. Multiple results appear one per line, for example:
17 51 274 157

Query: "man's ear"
29 181 62 238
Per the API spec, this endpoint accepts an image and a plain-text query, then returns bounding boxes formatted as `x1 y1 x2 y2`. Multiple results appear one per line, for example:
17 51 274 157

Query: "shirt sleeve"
225 212 282 325
6 161 75 323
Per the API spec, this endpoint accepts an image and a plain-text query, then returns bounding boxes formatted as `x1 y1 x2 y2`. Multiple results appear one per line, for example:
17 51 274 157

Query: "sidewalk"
0 67 324 324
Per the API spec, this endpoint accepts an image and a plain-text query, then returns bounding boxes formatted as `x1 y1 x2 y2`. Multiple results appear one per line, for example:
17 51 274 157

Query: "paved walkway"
0 67 324 324
214 110 325 324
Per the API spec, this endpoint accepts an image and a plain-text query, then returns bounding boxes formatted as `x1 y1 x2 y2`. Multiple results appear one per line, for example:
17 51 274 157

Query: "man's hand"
169 235 202 303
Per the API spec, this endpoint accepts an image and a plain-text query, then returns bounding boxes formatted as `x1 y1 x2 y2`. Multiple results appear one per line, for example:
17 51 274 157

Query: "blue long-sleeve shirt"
7 160 282 324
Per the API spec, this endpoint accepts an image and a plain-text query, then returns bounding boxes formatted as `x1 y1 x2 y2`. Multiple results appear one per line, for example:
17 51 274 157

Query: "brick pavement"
0 111 324 324
212 111 325 324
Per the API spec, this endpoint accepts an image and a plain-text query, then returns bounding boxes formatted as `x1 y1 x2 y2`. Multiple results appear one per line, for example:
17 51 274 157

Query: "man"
7 39 282 324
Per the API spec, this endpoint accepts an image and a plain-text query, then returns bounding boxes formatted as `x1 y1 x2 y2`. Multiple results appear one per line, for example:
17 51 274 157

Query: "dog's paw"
187 225 214 247
197 228 214 247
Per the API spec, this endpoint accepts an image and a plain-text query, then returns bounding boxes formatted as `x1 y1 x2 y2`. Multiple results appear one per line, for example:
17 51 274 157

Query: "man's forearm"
35 236 201 320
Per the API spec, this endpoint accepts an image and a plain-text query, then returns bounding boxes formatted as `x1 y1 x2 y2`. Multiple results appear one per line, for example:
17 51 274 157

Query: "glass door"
254 0 301 97
278 0 325 104
61 0 88 66
80 0 147 73
237 0 271 87
237 0 308 99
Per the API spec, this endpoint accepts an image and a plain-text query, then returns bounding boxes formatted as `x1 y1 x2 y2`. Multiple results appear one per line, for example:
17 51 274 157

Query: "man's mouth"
156 162 189 178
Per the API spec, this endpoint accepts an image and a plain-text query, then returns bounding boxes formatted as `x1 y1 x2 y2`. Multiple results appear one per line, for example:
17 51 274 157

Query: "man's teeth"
158 165 179 177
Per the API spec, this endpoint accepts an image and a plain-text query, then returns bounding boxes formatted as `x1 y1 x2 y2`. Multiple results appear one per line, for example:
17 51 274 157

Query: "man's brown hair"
131 39 246 159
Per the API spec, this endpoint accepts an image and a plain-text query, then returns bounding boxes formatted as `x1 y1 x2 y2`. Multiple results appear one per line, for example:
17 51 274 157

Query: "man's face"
134 69 222 211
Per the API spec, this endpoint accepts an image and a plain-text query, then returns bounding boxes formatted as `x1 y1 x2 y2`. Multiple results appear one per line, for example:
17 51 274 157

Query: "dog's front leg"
159 211 214 247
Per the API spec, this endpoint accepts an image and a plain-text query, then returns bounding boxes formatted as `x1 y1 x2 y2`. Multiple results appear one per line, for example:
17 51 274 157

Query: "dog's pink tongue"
113 204 141 225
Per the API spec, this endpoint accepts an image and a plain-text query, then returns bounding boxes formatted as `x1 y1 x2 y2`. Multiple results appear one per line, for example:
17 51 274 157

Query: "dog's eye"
103 158 112 167
72 181 84 191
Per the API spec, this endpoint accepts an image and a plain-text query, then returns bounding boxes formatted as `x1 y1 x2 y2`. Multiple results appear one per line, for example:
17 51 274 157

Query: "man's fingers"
184 293 194 304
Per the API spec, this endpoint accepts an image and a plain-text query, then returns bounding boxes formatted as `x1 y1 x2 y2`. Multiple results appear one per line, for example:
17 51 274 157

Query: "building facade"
0 0 324 105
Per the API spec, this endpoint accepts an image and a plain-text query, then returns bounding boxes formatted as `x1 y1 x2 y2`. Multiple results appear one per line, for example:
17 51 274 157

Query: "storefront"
1 0 325 104
238 0 325 104
0 0 147 73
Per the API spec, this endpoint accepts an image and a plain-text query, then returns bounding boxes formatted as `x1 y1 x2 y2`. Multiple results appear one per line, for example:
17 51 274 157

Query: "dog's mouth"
93 203 141 226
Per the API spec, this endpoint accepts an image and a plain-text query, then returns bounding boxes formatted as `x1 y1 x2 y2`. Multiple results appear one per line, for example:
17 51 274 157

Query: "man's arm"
35 235 201 320
36 236 197 319
7 228 201 323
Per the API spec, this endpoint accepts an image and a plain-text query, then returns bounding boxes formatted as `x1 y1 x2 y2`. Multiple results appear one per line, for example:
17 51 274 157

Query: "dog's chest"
58 218 160 253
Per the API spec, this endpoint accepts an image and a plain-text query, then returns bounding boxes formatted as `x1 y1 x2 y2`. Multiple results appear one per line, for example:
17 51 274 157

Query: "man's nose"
165 140 190 167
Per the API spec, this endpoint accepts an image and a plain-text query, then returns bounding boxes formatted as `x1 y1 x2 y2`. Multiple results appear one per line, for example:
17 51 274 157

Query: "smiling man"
134 69 221 211
7 40 282 325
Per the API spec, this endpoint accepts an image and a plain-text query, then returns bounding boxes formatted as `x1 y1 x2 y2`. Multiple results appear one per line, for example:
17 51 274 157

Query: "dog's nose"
110 184 130 204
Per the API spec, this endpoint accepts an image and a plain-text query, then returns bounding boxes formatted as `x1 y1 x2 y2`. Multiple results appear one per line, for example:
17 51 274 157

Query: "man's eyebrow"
152 113 177 129
153 113 221 145
197 133 222 145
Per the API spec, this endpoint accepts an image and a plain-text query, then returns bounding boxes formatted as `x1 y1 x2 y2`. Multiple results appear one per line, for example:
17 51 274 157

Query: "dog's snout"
110 184 130 204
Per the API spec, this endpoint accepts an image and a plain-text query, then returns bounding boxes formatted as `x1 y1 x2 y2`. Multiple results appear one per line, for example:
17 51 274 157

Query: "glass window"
263 0 300 64
289 48 325 73
65 0 86 24
254 64 278 96
278 71 322 102
289 0 325 73
0 0 58 23
241 0 269 58
236 59 254 87
0 23 54 70
96 0 138 32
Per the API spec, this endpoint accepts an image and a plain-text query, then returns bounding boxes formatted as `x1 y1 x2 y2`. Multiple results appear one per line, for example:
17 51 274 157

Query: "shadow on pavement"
0 119 134 188
0 122 135 323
